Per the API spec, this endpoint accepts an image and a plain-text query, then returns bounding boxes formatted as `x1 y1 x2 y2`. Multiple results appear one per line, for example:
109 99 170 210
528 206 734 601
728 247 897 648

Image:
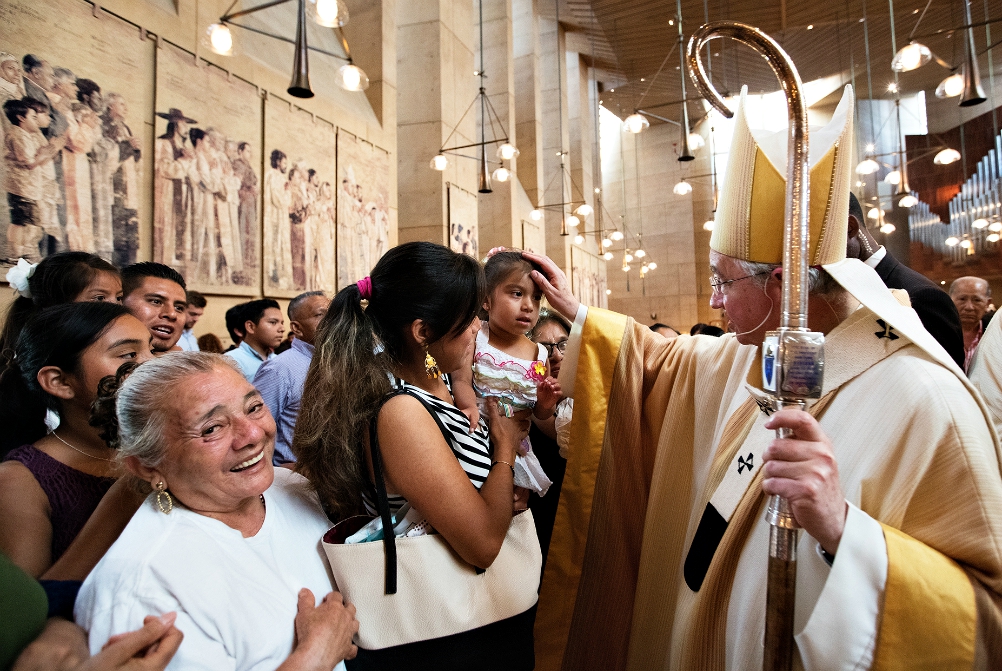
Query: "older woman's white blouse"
75 468 346 671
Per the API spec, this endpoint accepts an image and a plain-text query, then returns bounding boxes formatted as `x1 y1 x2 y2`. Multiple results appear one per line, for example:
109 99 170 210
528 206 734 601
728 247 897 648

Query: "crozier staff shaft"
686 22 814 671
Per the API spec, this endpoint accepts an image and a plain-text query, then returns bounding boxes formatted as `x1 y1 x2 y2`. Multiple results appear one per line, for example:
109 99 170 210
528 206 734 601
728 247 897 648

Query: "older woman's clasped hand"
280 589 359 670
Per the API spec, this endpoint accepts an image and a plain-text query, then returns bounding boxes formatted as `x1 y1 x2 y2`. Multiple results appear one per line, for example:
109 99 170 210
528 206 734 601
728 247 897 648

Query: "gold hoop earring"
154 481 173 515
423 346 440 379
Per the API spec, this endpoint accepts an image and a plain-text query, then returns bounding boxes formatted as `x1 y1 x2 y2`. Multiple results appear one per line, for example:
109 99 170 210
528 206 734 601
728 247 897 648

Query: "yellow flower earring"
424 345 440 379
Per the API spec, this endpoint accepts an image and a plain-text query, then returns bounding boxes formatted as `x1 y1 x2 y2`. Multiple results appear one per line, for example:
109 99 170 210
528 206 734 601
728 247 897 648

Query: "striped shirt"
363 376 493 516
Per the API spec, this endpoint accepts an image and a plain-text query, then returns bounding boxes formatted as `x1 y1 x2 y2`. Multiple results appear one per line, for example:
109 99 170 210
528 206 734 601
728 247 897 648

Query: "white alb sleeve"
795 502 888 670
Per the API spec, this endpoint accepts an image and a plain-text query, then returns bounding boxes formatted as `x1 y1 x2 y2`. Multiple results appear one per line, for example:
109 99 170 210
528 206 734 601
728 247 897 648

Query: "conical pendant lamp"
288 0 314 98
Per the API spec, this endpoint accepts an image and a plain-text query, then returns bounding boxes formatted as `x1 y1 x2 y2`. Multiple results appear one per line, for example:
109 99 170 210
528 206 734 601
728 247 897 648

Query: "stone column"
476 0 519 253
539 12 570 271
396 1 477 245
512 0 543 215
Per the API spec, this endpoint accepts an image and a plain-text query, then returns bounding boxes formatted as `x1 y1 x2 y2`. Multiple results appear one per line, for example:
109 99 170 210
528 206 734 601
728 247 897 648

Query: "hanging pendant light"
565 214 580 228
647 262 657 270
430 154 448 170
603 251 614 260
673 180 693 195
610 230 624 241
936 73 965 98
204 23 235 56
890 42 932 72
898 194 918 207
496 143 520 160
287 0 314 99
574 234 585 245
855 158 880 174
623 113 649 134
884 170 902 185
492 166 511 182
337 63 369 91
959 0 987 106
879 223 896 234
945 236 960 246
530 209 542 221
934 148 961 165
310 0 349 27
575 203 594 217
702 220 714 231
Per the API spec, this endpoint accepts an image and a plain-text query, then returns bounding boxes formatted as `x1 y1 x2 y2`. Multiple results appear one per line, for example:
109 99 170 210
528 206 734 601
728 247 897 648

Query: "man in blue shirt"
178 290 206 351
253 291 328 465
225 298 284 380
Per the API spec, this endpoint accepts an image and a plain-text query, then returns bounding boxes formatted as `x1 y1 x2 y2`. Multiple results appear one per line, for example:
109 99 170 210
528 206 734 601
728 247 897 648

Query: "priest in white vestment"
527 85 1002 671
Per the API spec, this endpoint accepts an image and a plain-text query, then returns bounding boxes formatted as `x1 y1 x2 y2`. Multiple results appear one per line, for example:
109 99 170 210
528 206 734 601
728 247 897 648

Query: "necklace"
51 431 116 463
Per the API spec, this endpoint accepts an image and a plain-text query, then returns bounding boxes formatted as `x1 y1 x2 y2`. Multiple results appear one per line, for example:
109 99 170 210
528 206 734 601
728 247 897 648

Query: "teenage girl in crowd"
0 302 154 578
452 250 561 496
1 252 122 456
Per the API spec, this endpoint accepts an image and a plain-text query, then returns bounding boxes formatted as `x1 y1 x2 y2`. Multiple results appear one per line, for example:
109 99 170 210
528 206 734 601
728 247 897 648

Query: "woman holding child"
294 242 540 670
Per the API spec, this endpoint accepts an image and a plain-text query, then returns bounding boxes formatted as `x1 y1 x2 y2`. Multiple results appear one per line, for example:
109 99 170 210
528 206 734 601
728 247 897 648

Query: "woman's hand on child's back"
485 401 531 465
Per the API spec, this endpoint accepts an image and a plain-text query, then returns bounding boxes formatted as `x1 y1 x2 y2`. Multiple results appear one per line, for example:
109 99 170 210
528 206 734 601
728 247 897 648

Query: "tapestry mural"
153 41 261 294
0 0 153 266
264 97 338 297
448 182 478 260
336 131 390 289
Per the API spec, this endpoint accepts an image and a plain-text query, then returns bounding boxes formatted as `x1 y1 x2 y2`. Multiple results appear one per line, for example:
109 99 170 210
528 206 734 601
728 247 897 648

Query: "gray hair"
116 352 241 468
733 259 843 295
288 291 325 321
52 67 75 83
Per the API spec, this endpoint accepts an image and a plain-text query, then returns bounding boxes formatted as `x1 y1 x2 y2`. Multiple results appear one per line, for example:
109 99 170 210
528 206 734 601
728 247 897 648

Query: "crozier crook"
686 22 826 671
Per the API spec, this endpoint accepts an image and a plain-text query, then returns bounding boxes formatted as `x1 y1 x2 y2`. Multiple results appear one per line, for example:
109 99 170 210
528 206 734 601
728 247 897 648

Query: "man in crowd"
950 275 992 371
178 290 207 352
254 291 328 465
649 323 679 339
846 193 965 368
121 262 187 355
224 303 247 352
528 86 1002 671
225 298 284 380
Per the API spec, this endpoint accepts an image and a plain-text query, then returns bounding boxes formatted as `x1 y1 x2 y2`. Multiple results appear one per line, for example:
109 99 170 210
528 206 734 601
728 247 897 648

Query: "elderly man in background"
950 275 992 371
527 86 1002 671
254 291 328 466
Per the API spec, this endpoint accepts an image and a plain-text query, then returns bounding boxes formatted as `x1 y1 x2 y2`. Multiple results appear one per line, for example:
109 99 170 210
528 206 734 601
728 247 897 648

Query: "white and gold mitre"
711 84 855 266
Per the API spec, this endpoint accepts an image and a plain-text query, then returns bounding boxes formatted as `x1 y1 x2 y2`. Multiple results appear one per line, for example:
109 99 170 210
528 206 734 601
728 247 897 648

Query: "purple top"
3 445 116 563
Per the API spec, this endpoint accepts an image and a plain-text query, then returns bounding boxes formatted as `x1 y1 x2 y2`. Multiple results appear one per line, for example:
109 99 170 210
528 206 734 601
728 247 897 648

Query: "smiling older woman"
74 352 358 671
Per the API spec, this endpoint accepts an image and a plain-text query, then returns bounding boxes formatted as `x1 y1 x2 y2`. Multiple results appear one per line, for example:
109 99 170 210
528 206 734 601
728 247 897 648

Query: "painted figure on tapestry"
266 149 293 290
154 108 195 267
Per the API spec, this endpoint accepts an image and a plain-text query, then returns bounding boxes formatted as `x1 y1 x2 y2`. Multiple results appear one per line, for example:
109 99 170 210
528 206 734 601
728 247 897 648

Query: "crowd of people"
2 52 140 267
1 82 1001 671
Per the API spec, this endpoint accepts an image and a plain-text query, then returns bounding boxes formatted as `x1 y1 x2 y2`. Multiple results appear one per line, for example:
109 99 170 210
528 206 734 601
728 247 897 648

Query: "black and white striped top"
363 375 493 516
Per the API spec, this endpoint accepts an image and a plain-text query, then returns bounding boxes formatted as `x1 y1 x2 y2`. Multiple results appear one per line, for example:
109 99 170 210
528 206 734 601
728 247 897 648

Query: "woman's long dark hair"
0 302 130 457
293 242 484 520
0 252 119 355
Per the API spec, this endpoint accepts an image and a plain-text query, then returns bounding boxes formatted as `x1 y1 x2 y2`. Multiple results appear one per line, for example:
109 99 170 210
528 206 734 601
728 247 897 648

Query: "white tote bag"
321 387 542 650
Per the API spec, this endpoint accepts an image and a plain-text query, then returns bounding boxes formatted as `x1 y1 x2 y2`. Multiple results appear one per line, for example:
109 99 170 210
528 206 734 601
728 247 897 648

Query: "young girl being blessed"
453 250 561 496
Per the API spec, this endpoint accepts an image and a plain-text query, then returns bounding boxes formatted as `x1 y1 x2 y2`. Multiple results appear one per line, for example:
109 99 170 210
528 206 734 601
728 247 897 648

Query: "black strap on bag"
368 384 477 595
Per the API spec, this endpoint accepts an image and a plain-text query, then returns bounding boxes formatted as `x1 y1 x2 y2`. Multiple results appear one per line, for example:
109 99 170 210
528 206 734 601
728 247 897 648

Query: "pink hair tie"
356 276 372 300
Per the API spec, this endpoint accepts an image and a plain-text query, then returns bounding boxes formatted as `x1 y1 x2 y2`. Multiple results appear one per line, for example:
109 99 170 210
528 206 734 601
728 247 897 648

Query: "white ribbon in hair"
6 258 37 299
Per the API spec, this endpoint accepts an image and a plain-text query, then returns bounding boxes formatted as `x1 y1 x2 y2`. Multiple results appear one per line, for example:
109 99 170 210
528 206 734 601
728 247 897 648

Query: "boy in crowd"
254 291 328 465
121 262 187 354
225 298 284 380
179 290 207 351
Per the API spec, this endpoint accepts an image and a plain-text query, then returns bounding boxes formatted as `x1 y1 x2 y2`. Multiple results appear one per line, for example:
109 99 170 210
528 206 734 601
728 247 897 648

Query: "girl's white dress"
472 328 553 495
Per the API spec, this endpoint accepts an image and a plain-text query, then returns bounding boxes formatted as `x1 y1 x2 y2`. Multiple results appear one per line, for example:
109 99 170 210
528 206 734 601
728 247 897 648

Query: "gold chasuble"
535 306 1002 671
